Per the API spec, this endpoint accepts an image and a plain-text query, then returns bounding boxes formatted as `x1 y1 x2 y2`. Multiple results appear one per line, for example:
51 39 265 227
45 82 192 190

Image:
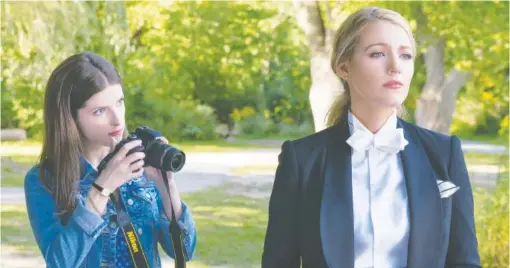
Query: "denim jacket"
24 158 197 267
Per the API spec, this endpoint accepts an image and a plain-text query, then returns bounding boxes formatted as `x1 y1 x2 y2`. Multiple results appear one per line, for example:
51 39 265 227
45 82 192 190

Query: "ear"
335 63 349 80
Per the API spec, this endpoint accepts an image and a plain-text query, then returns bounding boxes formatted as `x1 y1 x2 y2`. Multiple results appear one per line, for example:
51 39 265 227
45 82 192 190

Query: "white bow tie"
346 127 408 153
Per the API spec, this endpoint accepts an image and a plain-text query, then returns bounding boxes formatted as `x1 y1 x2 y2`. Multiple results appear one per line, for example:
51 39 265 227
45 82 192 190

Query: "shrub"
127 97 218 141
234 114 277 136
474 173 509 267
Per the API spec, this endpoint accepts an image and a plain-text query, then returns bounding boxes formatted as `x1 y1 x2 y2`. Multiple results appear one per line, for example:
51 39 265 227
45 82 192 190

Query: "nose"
110 107 123 126
387 53 401 75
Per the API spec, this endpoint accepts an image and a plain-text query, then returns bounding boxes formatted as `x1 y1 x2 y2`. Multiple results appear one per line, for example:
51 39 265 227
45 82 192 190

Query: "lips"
383 80 403 89
108 128 124 136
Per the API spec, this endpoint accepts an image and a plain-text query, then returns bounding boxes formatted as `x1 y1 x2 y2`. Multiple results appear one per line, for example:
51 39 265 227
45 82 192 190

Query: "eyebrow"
364 43 412 52
91 96 124 110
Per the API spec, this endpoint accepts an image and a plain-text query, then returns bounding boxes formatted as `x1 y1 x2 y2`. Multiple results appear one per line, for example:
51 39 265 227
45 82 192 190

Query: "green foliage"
127 1 310 126
1 1 133 137
353 1 509 137
1 0 507 142
498 115 509 146
126 95 219 141
474 173 509 267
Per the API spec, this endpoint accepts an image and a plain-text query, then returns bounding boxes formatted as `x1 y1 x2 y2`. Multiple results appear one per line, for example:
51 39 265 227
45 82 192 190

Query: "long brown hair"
39 52 124 217
326 6 416 127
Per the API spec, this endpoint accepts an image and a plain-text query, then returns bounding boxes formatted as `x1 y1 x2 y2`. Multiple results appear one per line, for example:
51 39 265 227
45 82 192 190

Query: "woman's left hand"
144 137 174 185
144 136 184 220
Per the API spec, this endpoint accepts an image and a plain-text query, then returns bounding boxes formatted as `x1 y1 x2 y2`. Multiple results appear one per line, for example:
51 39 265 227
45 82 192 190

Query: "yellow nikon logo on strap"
126 231 139 253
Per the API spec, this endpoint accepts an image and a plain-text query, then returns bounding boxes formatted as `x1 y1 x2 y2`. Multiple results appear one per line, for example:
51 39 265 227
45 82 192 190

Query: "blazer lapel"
320 119 354 268
398 119 443 268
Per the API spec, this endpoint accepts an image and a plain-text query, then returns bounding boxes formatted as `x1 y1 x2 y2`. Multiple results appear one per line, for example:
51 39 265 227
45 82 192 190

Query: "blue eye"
370 52 385 58
93 108 105 116
401 53 413 60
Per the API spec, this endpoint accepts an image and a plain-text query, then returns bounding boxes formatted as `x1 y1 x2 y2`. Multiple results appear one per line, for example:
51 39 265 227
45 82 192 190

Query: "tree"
293 1 344 132
1 1 132 136
390 1 508 134
293 0 508 134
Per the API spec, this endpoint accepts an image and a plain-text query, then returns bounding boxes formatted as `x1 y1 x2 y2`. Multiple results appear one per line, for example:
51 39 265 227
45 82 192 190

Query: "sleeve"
155 189 197 261
445 136 482 268
262 140 301 268
24 167 107 267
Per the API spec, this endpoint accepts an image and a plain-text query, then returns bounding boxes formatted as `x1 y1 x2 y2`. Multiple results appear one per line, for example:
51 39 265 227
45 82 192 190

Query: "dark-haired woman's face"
76 84 126 149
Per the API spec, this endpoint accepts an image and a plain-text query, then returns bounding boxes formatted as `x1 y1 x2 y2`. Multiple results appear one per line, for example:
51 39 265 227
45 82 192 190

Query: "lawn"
1 138 508 267
464 151 508 166
0 188 268 268
2 140 508 188
1 138 281 154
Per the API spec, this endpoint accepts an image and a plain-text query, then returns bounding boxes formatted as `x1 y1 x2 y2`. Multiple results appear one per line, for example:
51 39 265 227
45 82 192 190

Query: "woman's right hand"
94 139 146 192
86 139 145 216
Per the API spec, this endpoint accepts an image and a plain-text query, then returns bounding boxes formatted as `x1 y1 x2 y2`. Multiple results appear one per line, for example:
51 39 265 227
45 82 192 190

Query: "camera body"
98 126 186 175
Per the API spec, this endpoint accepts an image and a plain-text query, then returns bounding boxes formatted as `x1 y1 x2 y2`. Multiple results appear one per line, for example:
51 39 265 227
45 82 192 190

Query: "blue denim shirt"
24 158 197 267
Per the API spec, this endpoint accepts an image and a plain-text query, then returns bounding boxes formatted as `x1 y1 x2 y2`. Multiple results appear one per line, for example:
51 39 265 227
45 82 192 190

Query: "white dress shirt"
347 110 410 268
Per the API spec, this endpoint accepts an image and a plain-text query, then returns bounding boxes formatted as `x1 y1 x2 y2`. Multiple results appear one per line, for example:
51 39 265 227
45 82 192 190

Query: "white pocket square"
436 180 460 198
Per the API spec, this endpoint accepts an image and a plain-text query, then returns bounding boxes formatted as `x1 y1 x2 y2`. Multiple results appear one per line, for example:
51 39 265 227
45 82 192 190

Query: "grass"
1 137 508 267
230 164 277 176
0 139 280 155
454 131 508 146
2 139 508 188
1 153 38 188
464 151 509 167
0 188 269 268
180 187 268 267
1 205 39 254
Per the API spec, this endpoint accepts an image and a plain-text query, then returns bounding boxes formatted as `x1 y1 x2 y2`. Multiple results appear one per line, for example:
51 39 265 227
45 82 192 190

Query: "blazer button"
127 199 134 206
138 228 143 235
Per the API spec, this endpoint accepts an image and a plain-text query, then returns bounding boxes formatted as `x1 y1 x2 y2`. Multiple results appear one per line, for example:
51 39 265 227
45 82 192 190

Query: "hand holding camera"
96 126 186 190
95 139 146 192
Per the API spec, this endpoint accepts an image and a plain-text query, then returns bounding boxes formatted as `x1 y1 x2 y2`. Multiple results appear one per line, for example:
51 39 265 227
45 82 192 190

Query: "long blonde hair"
326 6 416 127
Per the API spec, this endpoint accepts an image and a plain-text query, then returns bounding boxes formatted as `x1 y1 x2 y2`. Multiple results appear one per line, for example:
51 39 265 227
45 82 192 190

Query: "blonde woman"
262 7 480 268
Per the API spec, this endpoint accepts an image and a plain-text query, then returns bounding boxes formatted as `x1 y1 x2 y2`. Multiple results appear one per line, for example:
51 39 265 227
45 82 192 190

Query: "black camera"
98 126 186 174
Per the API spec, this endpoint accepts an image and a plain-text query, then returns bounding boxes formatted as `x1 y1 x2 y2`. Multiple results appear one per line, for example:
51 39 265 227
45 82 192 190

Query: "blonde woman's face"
338 20 415 110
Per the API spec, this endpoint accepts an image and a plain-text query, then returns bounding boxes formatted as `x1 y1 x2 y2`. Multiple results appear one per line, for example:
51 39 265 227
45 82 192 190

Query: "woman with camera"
24 52 197 267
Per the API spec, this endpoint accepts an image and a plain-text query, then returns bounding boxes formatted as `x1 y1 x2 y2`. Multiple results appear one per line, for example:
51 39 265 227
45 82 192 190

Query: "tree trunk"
294 0 343 132
415 38 471 134
308 54 343 132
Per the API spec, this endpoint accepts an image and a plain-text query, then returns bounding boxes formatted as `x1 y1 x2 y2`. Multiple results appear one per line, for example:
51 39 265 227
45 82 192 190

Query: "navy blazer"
262 116 481 268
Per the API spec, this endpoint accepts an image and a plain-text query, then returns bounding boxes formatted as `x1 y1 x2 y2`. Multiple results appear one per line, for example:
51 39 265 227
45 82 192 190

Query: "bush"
498 115 509 145
127 97 218 141
235 114 277 136
277 121 314 137
474 173 509 267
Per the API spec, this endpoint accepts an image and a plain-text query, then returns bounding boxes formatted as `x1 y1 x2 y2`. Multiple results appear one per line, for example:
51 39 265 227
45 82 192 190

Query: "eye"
401 53 414 60
93 108 105 116
117 97 125 106
370 52 385 58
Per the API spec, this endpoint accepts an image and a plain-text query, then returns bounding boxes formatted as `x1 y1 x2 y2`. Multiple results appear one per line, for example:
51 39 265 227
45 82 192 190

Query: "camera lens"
163 148 186 172
145 140 186 172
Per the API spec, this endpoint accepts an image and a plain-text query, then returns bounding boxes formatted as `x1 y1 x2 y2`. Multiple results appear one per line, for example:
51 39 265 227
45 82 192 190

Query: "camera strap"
110 192 150 268
97 151 186 267
162 171 187 268
109 172 187 268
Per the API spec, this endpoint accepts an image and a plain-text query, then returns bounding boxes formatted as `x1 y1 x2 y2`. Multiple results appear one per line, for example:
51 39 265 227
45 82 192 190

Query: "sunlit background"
1 1 508 267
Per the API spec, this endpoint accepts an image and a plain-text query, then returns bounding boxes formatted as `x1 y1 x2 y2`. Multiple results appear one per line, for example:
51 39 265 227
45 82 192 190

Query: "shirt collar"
348 109 398 135
79 155 98 180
